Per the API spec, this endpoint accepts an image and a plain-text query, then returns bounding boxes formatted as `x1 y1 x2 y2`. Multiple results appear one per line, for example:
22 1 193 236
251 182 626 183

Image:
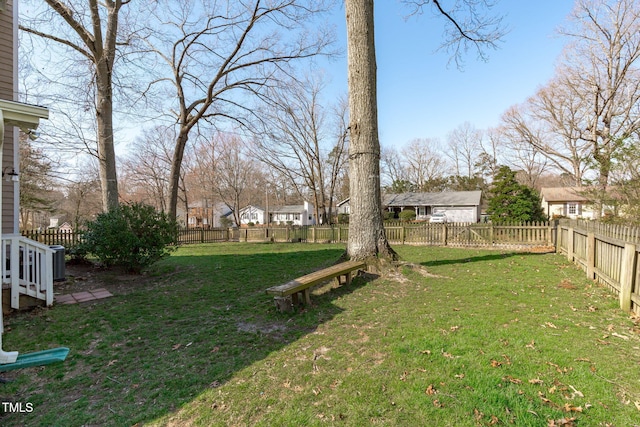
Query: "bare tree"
445 122 483 178
401 138 447 190
19 136 59 229
20 0 132 211
253 75 348 224
119 125 174 211
135 0 335 221
559 0 640 214
344 0 504 260
60 159 103 230
213 134 256 227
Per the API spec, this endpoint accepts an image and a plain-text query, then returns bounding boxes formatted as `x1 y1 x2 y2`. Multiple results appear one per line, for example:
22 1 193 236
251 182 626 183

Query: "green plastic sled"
0 347 69 372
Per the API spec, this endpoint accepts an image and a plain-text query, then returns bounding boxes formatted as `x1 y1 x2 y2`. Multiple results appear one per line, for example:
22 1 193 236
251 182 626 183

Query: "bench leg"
291 292 301 306
302 288 312 305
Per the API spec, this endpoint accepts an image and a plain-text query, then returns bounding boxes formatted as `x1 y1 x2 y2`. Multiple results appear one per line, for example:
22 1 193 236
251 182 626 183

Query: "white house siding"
433 207 477 223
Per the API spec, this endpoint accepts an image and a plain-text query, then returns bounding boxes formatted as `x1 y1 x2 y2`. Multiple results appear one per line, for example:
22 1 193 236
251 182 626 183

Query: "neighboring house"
237 204 266 226
383 191 483 223
540 187 600 220
187 201 230 228
336 198 350 215
271 201 316 226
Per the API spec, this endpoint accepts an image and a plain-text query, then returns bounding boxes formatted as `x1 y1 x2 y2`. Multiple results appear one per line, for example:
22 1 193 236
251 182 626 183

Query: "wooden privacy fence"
557 219 640 314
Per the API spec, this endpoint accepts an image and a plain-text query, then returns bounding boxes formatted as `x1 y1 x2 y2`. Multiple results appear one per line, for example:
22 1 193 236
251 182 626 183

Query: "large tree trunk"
168 129 190 221
95 73 119 212
345 0 395 261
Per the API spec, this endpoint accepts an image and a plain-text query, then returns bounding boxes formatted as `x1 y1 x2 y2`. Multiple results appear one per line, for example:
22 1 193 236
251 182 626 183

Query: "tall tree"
119 125 174 211
344 0 504 260
560 0 640 214
401 138 447 190
487 166 546 223
254 76 348 224
137 0 334 221
20 0 130 211
345 0 394 260
19 136 58 229
446 122 483 178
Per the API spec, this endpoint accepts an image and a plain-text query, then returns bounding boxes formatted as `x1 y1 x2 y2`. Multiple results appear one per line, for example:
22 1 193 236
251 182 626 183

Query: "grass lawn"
1 242 640 426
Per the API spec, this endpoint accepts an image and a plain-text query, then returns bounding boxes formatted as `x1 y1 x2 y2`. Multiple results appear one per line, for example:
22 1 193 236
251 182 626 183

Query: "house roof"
0 99 49 132
383 191 482 207
540 187 589 203
271 204 306 214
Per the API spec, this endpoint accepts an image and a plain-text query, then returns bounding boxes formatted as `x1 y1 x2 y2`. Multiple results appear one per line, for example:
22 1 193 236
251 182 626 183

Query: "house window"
294 214 300 221
568 203 577 215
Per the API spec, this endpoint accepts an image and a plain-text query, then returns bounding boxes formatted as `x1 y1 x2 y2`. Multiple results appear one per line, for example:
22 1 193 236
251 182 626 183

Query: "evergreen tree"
488 166 546 223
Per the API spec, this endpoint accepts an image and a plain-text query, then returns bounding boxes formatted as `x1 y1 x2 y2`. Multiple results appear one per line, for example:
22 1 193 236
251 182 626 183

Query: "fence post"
441 223 448 246
619 243 636 312
566 227 574 262
586 232 595 280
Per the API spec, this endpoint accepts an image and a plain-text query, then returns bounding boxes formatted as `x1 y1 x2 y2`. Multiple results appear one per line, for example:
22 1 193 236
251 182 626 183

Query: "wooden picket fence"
557 219 640 315
21 222 554 250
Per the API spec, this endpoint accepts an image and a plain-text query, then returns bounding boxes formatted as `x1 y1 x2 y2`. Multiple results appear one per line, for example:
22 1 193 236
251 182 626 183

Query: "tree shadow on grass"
0 246 377 426
418 251 552 267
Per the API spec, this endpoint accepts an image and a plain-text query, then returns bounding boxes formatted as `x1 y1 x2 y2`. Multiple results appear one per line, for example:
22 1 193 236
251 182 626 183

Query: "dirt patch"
54 262 156 297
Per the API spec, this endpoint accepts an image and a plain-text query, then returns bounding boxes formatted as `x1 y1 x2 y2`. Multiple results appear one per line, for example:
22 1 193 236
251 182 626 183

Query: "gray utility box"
49 245 66 281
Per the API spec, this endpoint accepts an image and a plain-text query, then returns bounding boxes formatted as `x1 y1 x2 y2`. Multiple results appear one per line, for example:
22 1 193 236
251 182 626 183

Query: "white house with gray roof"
271 201 316 226
383 191 483 223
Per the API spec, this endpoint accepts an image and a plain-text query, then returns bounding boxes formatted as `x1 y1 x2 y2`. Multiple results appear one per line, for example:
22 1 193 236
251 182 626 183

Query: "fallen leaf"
612 332 629 340
562 403 583 412
503 375 522 384
454 373 465 379
172 343 182 350
526 340 536 349
634 401 640 411
544 322 558 329
529 378 544 385
420 349 432 355
569 385 584 399
491 359 502 368
107 359 118 366
547 417 576 426
425 384 437 395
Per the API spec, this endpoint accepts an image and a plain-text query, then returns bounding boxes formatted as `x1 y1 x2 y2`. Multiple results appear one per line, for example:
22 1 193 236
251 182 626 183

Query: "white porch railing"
2 234 54 309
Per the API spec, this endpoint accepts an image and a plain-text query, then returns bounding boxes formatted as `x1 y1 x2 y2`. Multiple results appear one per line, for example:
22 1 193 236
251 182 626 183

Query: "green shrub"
219 216 234 228
398 209 416 222
79 203 178 273
383 211 396 221
337 213 349 224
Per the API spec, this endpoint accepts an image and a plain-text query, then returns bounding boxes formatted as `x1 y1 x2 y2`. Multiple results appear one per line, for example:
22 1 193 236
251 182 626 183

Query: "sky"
318 1 576 150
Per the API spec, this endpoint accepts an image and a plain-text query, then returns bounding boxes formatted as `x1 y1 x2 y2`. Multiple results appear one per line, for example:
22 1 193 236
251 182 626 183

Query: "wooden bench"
266 260 367 312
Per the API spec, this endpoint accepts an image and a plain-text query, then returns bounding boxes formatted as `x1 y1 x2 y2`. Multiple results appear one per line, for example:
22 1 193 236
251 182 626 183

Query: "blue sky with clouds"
318 1 576 149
